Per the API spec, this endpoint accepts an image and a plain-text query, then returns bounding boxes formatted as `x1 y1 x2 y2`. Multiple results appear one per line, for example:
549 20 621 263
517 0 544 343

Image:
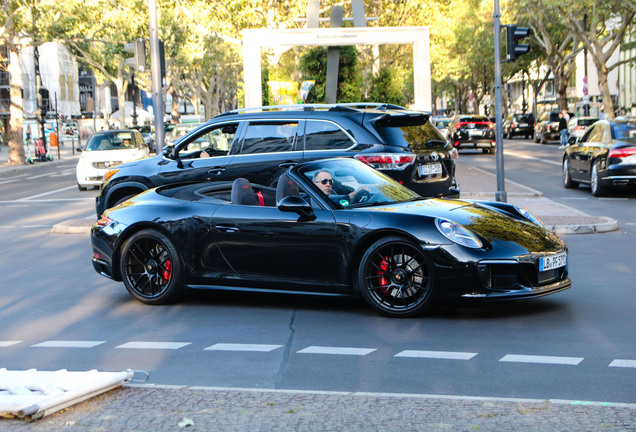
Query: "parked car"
91 157 571 317
165 123 202 145
562 118 636 196
567 116 599 139
75 130 150 191
431 116 452 134
503 113 535 139
95 103 460 216
446 115 496 153
534 111 574 144
131 125 155 151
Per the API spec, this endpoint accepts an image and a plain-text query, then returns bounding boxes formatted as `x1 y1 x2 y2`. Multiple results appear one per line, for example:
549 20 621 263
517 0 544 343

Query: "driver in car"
313 170 370 206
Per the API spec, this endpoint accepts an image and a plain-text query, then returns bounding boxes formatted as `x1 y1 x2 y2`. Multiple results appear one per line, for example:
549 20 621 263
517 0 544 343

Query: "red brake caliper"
378 256 389 292
163 260 172 282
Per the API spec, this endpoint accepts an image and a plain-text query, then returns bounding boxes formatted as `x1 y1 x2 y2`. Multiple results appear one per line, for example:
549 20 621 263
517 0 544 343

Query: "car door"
226 120 305 188
574 124 605 181
158 122 239 185
211 203 342 288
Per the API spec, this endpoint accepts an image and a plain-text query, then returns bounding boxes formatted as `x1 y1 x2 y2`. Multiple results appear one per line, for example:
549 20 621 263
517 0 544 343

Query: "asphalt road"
0 143 634 406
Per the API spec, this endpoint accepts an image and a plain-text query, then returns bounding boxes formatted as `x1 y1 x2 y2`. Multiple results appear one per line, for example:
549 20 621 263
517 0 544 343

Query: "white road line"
32 340 106 348
599 197 630 201
626 223 636 226
561 197 588 200
395 350 477 360
205 343 282 352
499 354 583 365
0 198 94 204
0 341 21 347
0 179 20 185
116 341 191 350
505 151 561 166
609 359 636 368
18 185 77 201
297 346 376 356
0 225 49 229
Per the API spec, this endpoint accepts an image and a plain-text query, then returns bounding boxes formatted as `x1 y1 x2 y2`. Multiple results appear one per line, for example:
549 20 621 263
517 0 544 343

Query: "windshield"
84 132 136 151
298 158 421 209
611 122 636 141
578 118 598 127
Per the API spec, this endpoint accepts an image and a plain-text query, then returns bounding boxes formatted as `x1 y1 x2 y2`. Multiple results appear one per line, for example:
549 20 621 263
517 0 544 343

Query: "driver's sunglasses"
315 178 334 185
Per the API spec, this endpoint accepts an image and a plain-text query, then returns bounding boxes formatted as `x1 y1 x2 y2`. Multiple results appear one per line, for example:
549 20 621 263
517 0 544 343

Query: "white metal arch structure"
242 27 431 111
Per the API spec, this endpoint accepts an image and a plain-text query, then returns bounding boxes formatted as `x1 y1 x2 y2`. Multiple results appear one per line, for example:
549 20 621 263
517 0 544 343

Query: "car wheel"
119 229 184 305
77 183 88 191
590 162 607 197
562 158 578 189
540 133 547 144
534 133 539 143
356 236 434 317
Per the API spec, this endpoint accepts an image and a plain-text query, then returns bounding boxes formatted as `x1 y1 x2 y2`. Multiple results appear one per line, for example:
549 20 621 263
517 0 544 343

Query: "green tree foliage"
300 46 362 103
367 66 408 106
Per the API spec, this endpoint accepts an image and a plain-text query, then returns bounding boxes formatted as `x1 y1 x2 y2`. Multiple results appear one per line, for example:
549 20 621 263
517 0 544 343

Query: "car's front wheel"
356 236 434 317
562 158 578 189
119 229 184 305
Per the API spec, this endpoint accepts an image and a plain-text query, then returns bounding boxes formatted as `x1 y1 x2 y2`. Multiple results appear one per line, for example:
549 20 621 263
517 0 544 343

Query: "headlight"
435 218 483 249
514 205 543 227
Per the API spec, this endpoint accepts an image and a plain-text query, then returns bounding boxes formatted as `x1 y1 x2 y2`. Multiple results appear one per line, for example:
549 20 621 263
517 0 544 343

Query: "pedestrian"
558 112 568 149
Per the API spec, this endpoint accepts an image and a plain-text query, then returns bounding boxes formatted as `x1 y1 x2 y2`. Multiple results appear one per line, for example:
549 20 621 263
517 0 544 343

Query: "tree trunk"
170 87 180 124
7 48 25 165
595 62 615 120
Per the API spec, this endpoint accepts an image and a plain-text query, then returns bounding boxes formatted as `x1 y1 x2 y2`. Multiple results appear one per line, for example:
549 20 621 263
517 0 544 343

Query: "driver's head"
313 170 333 195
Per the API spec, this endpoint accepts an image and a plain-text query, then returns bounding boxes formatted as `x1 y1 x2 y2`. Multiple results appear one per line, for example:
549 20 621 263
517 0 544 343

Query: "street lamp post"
493 0 506 202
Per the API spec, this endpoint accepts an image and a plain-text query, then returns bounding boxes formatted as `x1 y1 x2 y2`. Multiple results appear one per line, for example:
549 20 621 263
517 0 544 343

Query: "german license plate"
539 252 567 271
468 130 483 137
419 163 442 176
519 123 528 127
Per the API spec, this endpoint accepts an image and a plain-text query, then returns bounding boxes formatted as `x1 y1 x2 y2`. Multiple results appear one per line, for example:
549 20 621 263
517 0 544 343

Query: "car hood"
367 198 565 253
80 149 148 163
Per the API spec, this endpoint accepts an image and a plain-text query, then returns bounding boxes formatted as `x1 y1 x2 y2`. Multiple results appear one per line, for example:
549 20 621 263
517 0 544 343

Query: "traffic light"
505 25 530 62
124 39 146 72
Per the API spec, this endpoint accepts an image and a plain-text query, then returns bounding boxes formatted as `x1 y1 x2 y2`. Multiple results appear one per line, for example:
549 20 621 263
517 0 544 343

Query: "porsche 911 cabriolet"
91 158 571 317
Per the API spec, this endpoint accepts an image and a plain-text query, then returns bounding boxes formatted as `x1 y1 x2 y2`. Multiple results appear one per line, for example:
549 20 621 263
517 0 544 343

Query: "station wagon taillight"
355 153 416 170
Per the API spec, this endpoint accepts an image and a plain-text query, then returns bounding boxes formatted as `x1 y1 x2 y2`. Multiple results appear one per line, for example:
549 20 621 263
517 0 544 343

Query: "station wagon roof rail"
217 103 411 117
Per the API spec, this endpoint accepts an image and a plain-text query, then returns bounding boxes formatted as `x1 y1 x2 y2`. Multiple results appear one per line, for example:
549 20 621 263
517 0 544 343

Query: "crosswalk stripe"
116 342 191 350
609 359 636 368
499 354 583 365
32 340 106 348
0 341 22 347
205 343 282 352
298 346 376 356
395 350 477 360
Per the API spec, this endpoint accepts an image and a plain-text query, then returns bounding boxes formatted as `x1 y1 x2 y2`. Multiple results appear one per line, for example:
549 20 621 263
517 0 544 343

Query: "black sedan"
562 118 636 196
91 158 571 317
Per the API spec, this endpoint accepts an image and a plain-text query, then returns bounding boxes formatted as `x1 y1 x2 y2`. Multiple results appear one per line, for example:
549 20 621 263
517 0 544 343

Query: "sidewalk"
2 383 634 431
0 143 79 173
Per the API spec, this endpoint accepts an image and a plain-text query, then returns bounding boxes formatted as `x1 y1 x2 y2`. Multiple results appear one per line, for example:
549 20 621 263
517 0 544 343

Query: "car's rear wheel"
590 162 607 197
534 133 540 143
562 158 578 189
356 236 434 317
120 229 184 305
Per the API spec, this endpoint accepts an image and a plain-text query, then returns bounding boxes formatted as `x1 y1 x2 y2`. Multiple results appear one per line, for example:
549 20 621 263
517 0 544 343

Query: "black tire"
540 133 547 144
356 236 434 317
113 193 138 207
590 162 607 197
562 158 578 189
534 133 539 143
77 184 88 191
119 229 184 305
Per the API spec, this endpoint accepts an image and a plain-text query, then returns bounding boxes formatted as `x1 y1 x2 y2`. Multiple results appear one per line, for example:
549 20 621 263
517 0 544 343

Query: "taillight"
354 153 416 170
609 147 636 159
488 122 494 130
574 125 583 130
455 123 462 130
97 215 114 226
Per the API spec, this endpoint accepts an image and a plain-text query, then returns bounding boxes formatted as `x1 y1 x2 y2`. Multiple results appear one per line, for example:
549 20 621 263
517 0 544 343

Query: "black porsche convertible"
91 158 571 317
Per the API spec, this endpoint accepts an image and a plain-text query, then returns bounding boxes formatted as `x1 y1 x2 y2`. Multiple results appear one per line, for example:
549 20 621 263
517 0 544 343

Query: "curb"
548 216 619 235
51 216 95 235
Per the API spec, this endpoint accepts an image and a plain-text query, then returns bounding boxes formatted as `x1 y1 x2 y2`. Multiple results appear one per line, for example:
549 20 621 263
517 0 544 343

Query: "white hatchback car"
76 130 150 190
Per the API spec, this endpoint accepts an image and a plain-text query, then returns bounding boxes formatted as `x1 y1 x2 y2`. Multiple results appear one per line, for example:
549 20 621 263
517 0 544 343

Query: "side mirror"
567 136 578 146
162 145 174 158
76 147 83 153
278 195 316 221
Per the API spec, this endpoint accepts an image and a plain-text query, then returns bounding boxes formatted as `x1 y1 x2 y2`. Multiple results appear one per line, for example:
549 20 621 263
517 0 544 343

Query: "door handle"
279 162 298 168
208 168 226 175
215 225 238 233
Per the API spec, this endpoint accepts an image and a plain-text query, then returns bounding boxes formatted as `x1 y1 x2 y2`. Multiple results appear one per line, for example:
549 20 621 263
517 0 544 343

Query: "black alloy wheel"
357 236 434 317
562 158 578 189
120 229 183 305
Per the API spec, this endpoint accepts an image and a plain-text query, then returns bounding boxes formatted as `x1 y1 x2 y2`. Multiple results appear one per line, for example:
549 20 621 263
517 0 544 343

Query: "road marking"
626 223 636 226
32 340 106 348
609 359 636 368
0 341 21 347
599 197 630 201
0 179 20 185
505 151 561 166
205 343 282 352
298 346 376 356
17 185 77 201
561 197 588 200
0 225 50 229
116 341 191 350
0 198 94 204
499 354 583 365
395 350 477 360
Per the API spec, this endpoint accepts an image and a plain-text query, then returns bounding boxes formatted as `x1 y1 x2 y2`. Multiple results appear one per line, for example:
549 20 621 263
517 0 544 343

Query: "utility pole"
148 0 164 153
493 0 506 202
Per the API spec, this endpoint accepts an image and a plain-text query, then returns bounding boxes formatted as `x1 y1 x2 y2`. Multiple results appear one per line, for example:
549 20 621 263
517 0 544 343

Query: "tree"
300 46 362 103
558 0 636 119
